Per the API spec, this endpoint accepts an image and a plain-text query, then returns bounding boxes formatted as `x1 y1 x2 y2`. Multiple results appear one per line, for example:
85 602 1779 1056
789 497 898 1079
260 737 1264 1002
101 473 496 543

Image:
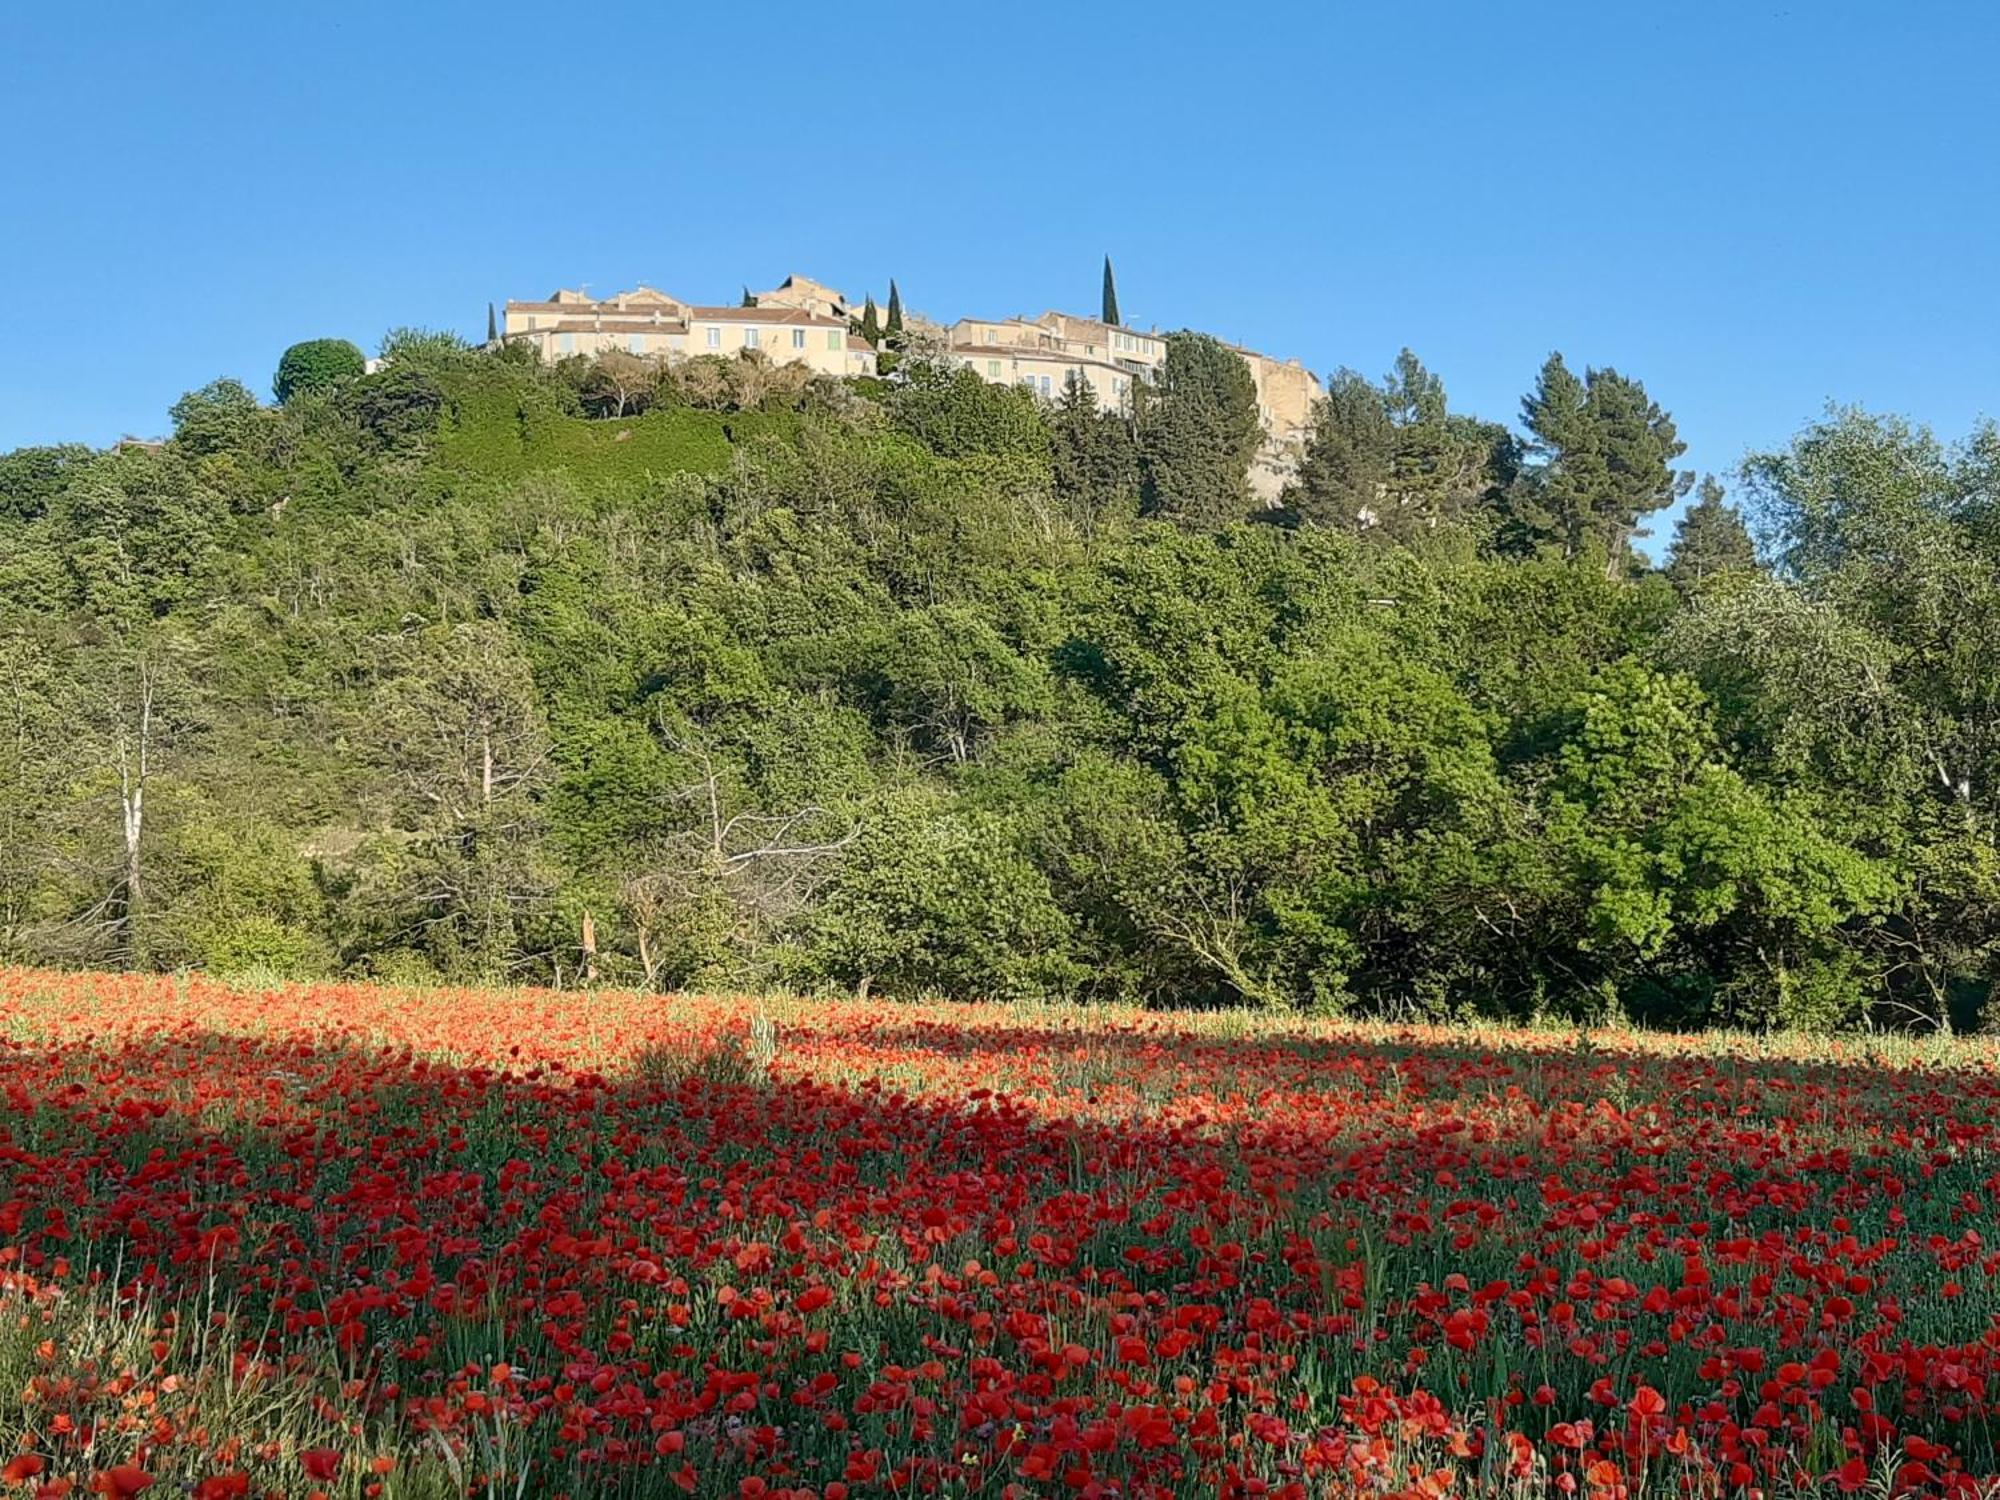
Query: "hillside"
3 332 1999 1031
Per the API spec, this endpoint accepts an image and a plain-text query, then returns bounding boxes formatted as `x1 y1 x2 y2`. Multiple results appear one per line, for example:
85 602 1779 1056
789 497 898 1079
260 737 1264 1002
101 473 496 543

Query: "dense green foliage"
1285 350 1516 538
1665 475 1760 595
6 332 1999 1029
273 338 366 404
1136 333 1262 526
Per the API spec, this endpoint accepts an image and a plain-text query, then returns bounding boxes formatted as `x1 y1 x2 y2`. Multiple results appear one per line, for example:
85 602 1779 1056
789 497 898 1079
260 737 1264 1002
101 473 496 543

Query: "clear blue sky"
5 0 1997 551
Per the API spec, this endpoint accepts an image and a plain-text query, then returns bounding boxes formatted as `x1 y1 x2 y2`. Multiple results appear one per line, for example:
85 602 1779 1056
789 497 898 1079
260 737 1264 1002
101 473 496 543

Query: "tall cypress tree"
886 280 905 340
858 296 882 347
1102 256 1121 326
486 302 498 345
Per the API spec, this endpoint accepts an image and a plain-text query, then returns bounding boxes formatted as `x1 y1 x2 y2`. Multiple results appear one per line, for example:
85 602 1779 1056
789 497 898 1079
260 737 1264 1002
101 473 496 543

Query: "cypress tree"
859 296 882 347
741 285 756 308
886 280 904 339
1102 256 1121 326
1136 332 1261 527
486 302 498 345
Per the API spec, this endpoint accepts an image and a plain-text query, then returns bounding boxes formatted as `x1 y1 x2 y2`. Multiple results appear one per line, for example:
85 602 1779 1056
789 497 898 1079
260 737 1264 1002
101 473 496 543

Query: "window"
792 327 807 350
826 330 842 351
744 327 760 349
628 335 645 355
1040 375 1052 395
705 326 721 349
987 360 1001 377
558 333 575 354
984 328 997 345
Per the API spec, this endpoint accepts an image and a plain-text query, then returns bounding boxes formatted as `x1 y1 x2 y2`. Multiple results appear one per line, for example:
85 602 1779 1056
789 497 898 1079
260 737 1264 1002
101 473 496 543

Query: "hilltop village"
499 270 1321 497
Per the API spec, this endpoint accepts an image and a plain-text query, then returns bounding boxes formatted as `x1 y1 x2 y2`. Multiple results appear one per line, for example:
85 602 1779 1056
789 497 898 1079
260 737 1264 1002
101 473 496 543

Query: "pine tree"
886 280 904 339
1665 476 1759 594
858 296 882 347
1102 256 1121 326
1288 351 1513 540
1287 369 1393 529
1504 353 1689 571
1051 370 1139 526
1384 348 1446 426
486 302 498 345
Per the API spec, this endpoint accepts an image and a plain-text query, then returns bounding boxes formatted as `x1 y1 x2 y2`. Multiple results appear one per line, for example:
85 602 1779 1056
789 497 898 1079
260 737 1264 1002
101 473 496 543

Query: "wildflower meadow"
4 970 2000 1498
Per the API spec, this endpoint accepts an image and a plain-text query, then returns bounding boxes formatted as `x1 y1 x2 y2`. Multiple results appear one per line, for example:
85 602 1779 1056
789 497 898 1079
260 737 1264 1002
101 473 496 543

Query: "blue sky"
4 0 1996 551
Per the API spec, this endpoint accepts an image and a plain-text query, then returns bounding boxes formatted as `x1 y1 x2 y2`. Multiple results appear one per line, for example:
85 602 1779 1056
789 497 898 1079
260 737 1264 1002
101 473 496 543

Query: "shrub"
808 788 1080 1000
273 339 366 404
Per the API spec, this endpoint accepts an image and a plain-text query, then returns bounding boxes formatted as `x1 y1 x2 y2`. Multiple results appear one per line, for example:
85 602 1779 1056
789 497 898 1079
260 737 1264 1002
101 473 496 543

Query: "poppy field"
5 972 2000 1498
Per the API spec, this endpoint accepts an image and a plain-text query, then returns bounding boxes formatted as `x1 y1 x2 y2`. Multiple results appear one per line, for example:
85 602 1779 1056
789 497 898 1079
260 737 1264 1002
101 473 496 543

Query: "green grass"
435 382 798 486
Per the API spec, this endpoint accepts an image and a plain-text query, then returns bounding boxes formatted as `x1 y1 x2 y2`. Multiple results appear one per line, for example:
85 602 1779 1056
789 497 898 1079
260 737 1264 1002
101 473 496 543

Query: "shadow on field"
5 1014 1990 1283
9 1019 2000 1488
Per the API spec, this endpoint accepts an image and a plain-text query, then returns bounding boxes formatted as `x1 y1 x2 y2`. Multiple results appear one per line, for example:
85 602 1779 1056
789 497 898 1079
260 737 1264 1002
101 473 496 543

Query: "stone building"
944 306 1322 499
501 275 1321 497
944 311 1167 410
502 286 875 377
751 274 853 321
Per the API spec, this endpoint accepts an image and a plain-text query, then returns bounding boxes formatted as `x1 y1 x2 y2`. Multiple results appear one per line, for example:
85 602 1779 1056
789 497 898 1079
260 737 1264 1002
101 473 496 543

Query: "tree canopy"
2 335 1992 1031
274 339 366 404
1136 333 1261 527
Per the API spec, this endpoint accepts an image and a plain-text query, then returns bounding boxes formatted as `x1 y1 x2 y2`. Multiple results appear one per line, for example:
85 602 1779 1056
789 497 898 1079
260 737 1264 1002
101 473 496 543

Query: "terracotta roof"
686 305 845 326
512 322 692 340
1041 310 1155 336
769 274 847 295
845 335 872 351
505 306 692 323
950 346 1135 377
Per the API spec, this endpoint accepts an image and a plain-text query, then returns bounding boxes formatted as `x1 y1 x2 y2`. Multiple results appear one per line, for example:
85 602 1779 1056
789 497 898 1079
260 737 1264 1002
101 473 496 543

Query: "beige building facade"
947 341 1139 408
948 308 1317 438
945 311 1168 410
503 286 875 377
947 306 1323 501
1232 346 1322 501
501 277 1320 493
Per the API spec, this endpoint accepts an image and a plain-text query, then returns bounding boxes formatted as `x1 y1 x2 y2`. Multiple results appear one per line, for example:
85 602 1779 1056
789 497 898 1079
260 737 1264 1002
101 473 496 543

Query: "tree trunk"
116 668 154 965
